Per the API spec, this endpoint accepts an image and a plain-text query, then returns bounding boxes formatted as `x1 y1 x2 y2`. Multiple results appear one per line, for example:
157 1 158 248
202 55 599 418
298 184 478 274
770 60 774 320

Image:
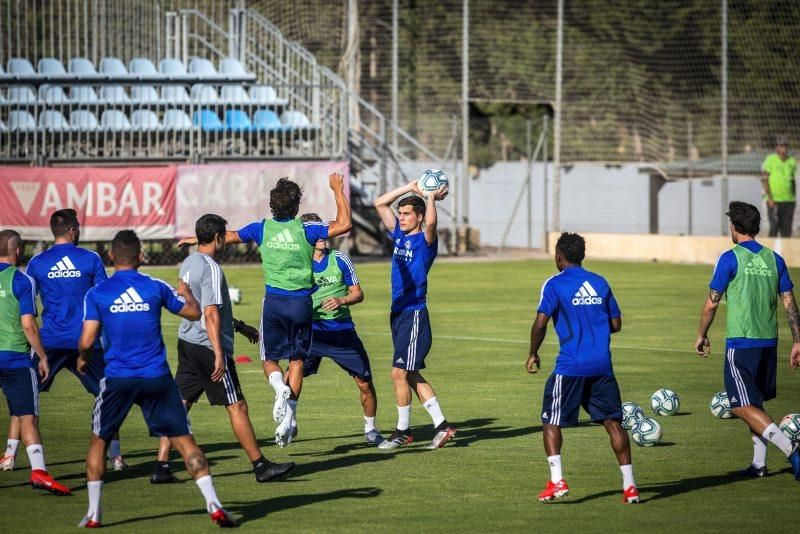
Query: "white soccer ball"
621 402 645 430
417 169 449 193
779 413 800 442
631 417 662 447
651 388 680 416
229 286 242 305
709 391 734 419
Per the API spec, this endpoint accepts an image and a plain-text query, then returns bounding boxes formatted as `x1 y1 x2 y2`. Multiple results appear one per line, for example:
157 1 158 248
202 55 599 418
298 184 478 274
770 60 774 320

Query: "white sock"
762 423 794 456
751 434 768 468
195 475 221 512
87 480 103 516
26 444 46 471
6 439 19 458
268 371 285 393
108 440 121 459
422 396 446 428
620 464 635 489
547 454 563 483
364 416 376 433
286 399 297 425
397 405 411 431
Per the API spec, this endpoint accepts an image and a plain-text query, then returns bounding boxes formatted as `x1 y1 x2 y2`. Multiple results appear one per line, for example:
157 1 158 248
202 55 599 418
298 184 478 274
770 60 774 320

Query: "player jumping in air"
528 232 638 504
152 214 295 484
373 179 456 450
77 230 235 527
695 201 800 480
0 229 71 496
178 173 351 448
2 209 126 472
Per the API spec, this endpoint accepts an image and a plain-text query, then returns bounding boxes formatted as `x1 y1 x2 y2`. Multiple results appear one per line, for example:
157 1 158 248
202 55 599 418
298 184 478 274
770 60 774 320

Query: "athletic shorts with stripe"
724 346 777 410
33 348 106 396
175 339 244 406
0 367 40 416
91 373 191 441
260 294 313 361
541 374 622 427
390 308 432 371
304 329 372 381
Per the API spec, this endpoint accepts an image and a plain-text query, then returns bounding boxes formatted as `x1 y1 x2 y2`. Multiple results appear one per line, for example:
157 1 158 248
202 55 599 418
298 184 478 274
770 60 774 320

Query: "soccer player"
77 230 234 528
373 179 456 449
290 212 383 445
179 173 351 448
695 201 800 480
0 229 70 495
2 209 126 472
152 214 295 484
528 232 638 504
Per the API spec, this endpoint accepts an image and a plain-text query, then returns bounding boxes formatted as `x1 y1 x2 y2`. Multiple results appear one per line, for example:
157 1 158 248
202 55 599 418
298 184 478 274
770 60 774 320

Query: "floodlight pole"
391 0 398 153
553 0 563 234
461 0 470 231
721 0 729 235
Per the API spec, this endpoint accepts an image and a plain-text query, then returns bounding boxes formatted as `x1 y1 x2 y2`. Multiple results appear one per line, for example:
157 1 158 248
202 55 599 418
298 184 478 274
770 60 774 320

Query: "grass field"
1 257 799 532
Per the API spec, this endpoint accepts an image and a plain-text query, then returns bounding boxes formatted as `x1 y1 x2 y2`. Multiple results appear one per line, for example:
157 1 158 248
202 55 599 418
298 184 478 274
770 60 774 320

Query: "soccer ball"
709 391 734 419
651 388 680 416
417 169 448 193
229 286 242 305
621 402 645 430
779 414 800 442
631 417 662 447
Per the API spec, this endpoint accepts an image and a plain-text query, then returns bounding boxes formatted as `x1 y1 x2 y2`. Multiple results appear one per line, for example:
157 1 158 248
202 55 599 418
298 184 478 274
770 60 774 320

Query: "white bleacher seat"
99 57 129 77
68 58 99 77
129 58 160 77
250 85 285 105
221 85 250 104
70 110 99 131
0 117 7 131
0 89 5 104
38 58 67 76
38 85 70 104
38 110 71 131
131 110 162 131
8 111 37 131
161 85 191 104
100 85 131 104
189 58 222 77
163 109 193 131
100 110 132 131
191 84 219 104
219 58 251 77
7 86 37 104
7 58 36 76
131 85 160 104
281 110 311 128
160 58 188 76
70 86 99 104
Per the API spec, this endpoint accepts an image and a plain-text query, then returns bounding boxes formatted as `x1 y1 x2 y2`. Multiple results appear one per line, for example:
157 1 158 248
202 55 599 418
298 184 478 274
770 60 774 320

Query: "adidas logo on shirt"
572 281 603 305
110 287 150 313
744 255 773 277
266 229 301 251
48 256 82 279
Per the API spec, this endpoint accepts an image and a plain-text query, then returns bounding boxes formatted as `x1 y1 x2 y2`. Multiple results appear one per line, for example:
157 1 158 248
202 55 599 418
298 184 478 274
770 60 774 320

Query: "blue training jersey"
0 263 36 369
83 270 185 379
537 266 621 377
709 240 793 349
312 250 359 332
237 218 329 297
26 243 107 349
391 218 437 312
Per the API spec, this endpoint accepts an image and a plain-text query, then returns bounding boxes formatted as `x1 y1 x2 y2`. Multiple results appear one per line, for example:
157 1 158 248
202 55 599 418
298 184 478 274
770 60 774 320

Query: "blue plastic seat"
252 109 284 131
225 110 253 132
192 109 224 132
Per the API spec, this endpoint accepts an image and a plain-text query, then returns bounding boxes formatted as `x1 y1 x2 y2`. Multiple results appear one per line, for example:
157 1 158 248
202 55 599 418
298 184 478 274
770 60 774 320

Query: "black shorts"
175 339 244 407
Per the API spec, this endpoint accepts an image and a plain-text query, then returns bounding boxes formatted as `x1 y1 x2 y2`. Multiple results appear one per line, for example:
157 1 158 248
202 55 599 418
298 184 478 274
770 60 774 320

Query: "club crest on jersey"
110 287 150 313
572 281 603 305
48 256 81 279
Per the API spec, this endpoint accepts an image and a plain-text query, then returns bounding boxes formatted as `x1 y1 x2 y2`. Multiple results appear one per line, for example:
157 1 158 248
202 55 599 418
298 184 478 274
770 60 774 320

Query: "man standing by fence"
761 138 796 237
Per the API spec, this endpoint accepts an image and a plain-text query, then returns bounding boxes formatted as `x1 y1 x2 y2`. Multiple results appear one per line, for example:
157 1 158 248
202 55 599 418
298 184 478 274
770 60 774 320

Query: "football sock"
547 455 563 483
252 455 270 475
286 399 297 425
364 416 376 433
195 475 221 512
108 439 121 459
620 464 635 489
26 444 46 471
397 405 411 432
5 439 19 458
422 396 446 428
751 434 768 468
762 423 793 456
268 371 285 393
87 480 103 516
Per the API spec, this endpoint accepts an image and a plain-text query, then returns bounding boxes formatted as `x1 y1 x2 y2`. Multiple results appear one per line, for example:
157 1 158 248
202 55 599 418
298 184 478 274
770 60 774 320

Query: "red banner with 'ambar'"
0 166 176 240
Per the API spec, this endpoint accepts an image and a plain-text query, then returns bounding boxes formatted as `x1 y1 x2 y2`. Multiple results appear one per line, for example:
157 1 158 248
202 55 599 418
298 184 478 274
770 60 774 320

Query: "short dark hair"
111 230 141 265
270 178 303 219
300 212 322 223
0 229 22 257
50 208 79 238
195 214 228 245
727 201 760 236
398 195 425 217
556 232 585 264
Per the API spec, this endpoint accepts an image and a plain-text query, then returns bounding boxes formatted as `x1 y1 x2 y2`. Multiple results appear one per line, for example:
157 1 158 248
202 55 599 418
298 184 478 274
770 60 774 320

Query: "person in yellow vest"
761 137 796 237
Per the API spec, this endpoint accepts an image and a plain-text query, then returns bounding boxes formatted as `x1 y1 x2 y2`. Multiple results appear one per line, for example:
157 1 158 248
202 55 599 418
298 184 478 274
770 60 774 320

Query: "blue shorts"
92 373 191 441
724 346 777 409
305 329 372 381
33 348 106 396
260 294 312 362
0 367 39 416
391 308 432 371
541 374 622 427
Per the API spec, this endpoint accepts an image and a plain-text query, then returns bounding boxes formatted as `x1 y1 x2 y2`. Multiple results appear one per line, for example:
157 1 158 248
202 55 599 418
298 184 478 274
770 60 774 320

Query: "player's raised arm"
178 231 243 248
779 290 800 369
695 289 723 356
327 172 352 238
423 184 448 245
373 181 418 232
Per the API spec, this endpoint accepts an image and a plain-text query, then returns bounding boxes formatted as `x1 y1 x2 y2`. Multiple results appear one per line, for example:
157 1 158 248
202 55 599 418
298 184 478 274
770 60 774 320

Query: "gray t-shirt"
178 252 234 356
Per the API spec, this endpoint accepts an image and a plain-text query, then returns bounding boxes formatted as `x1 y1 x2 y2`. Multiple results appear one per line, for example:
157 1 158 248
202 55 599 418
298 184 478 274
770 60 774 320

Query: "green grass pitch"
1 258 798 532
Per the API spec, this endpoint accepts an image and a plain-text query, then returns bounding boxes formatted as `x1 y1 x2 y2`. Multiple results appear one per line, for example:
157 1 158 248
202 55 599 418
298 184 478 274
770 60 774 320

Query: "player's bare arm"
77 319 101 376
178 230 243 248
373 181 418 231
423 184 448 244
527 312 550 374
326 172 353 238
175 280 202 321
779 290 800 369
695 289 722 356
321 283 364 312
21 314 49 382
203 304 226 382
233 318 259 344
761 172 775 209
610 317 622 333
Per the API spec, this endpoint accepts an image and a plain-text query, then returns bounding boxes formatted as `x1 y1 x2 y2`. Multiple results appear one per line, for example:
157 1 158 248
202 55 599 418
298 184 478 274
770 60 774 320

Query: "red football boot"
29 469 72 496
537 479 570 502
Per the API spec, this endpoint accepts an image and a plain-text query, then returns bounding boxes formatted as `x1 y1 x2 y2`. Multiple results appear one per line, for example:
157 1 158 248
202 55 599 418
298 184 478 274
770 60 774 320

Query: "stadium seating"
191 84 219 104
0 117 6 131
38 58 67 76
163 109 193 131
70 110 99 131
7 86 36 104
68 58 99 77
7 58 36 77
38 110 70 131
224 109 253 132
131 109 161 131
221 85 250 104
253 109 284 131
100 85 131 104
8 110 36 131
39 85 69 104
131 85 159 104
130 58 159 77
193 109 224 132
70 86 100 104
101 110 132 131
99 57 129 77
